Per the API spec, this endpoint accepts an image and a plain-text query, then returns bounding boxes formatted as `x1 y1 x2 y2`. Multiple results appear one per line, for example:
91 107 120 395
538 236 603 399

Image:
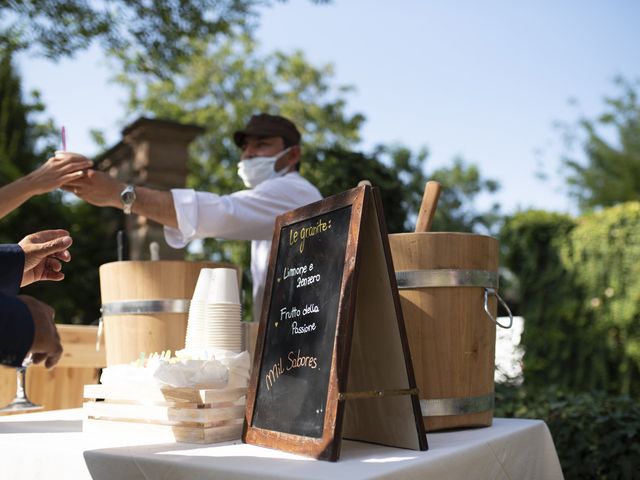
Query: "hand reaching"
63 169 123 208
18 230 73 287
26 152 93 195
18 295 63 369
0 152 93 220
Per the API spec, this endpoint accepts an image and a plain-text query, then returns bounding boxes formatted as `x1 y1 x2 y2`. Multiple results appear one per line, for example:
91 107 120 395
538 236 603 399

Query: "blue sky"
15 1 640 215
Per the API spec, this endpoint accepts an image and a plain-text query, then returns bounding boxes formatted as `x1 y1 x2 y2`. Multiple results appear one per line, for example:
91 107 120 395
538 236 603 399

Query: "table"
0 408 563 479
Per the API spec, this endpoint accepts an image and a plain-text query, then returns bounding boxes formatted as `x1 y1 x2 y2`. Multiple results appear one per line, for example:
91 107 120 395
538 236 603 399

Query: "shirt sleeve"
164 174 322 247
0 243 25 295
0 292 34 367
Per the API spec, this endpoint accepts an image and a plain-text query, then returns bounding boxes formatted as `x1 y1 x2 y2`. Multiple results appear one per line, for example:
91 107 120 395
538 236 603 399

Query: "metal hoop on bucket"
395 269 513 329
396 269 498 289
101 299 191 315
96 299 192 351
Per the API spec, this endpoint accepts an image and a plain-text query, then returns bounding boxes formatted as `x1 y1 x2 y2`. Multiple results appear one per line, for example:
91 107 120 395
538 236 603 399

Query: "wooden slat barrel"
388 232 500 431
99 261 240 366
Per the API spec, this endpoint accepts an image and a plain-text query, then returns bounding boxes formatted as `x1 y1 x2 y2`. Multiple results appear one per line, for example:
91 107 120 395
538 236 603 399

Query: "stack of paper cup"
184 268 213 350
205 268 242 352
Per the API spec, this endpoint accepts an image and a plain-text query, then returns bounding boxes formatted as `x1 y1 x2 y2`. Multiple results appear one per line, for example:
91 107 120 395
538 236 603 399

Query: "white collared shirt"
164 172 322 321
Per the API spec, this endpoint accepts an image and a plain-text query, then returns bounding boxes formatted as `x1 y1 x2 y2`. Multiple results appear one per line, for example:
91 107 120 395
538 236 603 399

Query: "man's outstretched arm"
64 169 179 229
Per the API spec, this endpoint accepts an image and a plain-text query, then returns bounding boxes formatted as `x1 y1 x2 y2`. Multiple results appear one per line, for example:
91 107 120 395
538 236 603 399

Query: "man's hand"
18 295 63 369
63 169 123 208
18 230 73 287
65 171 180 228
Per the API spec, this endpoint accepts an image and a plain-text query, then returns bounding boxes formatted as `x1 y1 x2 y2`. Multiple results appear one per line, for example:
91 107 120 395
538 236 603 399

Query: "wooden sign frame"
243 185 427 461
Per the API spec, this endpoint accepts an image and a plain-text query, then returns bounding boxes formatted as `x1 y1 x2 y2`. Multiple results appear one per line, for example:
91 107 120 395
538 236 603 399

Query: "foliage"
495 383 640 480
561 202 640 395
561 77 640 210
303 146 422 234
1 0 328 77
501 204 640 396
430 157 501 234
500 210 586 389
0 48 119 324
344 147 502 234
0 45 44 176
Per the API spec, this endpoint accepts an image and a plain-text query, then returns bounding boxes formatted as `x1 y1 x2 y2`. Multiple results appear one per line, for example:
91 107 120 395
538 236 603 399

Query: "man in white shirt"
64 114 323 321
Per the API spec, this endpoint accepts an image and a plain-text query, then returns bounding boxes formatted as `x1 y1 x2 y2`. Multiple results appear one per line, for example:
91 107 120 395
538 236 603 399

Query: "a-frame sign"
243 185 427 461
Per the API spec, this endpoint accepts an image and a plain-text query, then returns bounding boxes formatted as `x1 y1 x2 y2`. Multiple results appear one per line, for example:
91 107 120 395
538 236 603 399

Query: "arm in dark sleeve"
0 244 25 295
0 292 34 367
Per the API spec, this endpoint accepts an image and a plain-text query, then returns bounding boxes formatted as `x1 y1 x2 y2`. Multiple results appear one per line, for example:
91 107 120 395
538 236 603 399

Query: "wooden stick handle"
415 181 442 233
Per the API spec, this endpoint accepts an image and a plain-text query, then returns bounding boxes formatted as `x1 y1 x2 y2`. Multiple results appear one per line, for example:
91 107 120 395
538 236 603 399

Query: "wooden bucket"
99 261 240 366
388 232 511 431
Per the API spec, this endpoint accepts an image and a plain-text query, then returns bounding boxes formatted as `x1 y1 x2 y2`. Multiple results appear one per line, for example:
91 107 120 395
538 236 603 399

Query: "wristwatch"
120 184 136 215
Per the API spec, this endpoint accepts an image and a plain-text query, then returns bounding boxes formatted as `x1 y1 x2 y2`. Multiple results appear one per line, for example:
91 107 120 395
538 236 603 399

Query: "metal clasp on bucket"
395 269 513 329
483 288 513 329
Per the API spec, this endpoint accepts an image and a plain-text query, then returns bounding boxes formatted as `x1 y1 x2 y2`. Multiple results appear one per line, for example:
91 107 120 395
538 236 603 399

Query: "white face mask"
237 147 292 188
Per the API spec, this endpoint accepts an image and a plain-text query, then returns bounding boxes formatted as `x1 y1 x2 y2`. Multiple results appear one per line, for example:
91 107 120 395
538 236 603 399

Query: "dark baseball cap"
233 113 301 148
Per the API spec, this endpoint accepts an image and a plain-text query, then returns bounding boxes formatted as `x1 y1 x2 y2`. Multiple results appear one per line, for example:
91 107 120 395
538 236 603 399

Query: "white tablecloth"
0 408 563 479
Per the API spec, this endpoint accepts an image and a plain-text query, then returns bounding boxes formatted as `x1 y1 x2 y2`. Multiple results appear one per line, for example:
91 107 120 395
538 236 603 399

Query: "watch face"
122 191 135 204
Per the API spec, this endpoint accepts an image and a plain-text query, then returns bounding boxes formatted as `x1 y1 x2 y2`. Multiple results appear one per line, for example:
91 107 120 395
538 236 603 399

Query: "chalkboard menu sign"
252 205 352 437
244 185 427 461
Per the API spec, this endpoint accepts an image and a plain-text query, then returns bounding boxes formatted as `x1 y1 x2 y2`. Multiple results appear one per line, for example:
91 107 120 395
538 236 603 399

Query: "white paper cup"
185 316 206 349
205 311 241 316
207 268 240 305
210 342 242 351
206 316 241 324
192 269 215 302
54 150 86 159
185 274 213 350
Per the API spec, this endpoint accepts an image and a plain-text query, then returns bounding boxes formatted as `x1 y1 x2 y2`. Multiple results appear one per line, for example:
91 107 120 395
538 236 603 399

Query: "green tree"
562 77 640 210
430 157 501 234
1 0 327 76
0 47 119 324
500 210 588 391
313 146 501 234
562 202 640 396
501 204 640 397
0 46 45 178
304 147 416 234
